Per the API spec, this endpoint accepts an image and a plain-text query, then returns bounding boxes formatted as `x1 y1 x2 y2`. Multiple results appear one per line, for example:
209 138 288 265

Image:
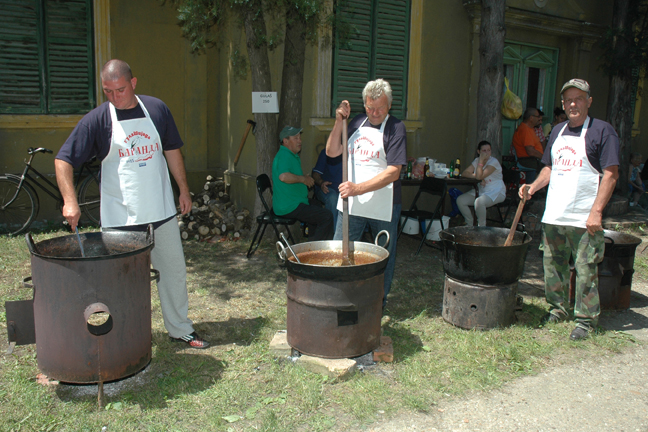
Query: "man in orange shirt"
512 107 545 171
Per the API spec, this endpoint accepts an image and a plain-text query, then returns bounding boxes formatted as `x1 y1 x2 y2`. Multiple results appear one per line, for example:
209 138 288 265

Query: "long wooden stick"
504 187 528 246
341 119 354 265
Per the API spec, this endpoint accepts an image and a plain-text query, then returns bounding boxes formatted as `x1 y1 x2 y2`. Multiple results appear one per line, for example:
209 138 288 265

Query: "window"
0 0 95 114
332 0 410 119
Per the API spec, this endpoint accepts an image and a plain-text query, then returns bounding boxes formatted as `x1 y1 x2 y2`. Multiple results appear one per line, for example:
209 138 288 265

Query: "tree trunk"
606 0 633 197
277 6 307 132
475 0 506 158
242 1 277 216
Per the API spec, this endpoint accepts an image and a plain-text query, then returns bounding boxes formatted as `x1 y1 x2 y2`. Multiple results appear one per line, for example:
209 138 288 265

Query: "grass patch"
0 226 642 431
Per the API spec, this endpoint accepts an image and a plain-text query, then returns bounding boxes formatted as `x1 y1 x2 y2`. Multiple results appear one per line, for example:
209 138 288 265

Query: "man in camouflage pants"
521 79 619 341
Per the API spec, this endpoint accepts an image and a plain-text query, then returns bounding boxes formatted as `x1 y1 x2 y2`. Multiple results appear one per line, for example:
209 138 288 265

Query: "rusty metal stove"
439 226 532 330
5 228 157 384
278 236 389 359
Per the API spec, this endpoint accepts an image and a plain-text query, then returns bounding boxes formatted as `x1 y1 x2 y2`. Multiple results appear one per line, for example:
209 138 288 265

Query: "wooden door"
501 43 559 156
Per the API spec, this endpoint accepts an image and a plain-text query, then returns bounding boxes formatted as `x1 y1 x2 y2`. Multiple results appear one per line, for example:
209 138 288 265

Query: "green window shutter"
332 0 410 119
374 0 409 118
332 0 374 117
0 0 44 113
45 0 94 113
0 0 94 114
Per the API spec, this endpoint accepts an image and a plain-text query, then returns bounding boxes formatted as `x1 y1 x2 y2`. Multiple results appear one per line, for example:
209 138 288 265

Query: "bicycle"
0 147 101 235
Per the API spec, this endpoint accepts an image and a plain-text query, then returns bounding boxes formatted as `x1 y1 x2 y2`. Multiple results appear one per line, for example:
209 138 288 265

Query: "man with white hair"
326 79 407 309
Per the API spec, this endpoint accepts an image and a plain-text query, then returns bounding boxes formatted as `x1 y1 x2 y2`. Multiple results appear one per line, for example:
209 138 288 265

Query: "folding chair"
246 174 298 258
398 176 448 255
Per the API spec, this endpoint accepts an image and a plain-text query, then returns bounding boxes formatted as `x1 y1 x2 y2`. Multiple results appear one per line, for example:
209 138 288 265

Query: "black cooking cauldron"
439 226 532 285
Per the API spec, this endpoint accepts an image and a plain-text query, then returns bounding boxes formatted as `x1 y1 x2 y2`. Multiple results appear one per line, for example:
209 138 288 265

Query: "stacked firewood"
178 175 253 241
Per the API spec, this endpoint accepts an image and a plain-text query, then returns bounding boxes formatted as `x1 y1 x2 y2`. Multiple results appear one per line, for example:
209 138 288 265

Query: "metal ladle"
280 233 300 263
75 227 86 258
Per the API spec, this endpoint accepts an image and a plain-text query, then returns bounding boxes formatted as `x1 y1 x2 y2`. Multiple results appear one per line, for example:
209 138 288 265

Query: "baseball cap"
279 126 303 141
560 78 590 95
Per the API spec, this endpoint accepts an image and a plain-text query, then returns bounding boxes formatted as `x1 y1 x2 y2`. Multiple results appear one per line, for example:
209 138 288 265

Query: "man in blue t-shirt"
55 59 209 349
272 126 334 241
326 79 407 308
312 149 342 228
521 78 620 341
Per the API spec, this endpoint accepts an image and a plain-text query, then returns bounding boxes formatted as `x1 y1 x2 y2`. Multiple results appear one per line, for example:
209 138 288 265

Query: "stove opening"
337 310 358 326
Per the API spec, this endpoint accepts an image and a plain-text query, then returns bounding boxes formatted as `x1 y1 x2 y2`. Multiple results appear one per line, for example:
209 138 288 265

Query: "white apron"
101 96 176 227
542 117 601 228
337 115 393 221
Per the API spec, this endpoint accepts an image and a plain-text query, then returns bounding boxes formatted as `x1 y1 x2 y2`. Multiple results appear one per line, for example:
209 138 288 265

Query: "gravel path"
368 234 648 432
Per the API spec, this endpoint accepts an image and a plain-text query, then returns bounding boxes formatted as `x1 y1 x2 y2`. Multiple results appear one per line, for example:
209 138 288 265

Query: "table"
401 176 481 225
401 176 480 197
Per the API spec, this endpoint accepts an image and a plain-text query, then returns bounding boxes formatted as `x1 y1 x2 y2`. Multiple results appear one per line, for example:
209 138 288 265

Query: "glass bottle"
449 160 455 178
407 160 412 179
454 158 461 177
424 158 430 177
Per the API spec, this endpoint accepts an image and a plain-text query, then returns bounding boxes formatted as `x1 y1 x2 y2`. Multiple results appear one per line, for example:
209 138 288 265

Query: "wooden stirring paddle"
341 116 354 265
504 186 529 246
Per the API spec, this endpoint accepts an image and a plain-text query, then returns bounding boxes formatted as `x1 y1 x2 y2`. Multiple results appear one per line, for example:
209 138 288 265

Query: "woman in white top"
457 140 507 226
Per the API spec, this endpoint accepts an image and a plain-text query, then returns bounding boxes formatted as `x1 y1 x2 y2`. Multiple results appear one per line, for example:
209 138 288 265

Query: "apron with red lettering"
101 96 176 227
337 115 393 221
542 117 601 228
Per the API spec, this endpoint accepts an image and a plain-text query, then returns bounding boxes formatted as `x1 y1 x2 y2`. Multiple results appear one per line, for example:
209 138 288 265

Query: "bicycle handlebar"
27 147 53 155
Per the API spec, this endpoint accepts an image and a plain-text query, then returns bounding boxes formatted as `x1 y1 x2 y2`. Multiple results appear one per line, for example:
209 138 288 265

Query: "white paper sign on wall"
252 92 279 113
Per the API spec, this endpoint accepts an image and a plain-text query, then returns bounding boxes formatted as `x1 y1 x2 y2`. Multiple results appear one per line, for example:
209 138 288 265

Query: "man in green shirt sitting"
272 126 334 241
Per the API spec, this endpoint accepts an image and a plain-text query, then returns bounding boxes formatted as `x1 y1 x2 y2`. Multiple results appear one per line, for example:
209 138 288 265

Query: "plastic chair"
246 174 298 258
398 176 448 255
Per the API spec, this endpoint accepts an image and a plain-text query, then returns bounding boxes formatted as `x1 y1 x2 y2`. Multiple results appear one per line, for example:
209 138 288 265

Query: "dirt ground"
366 228 648 432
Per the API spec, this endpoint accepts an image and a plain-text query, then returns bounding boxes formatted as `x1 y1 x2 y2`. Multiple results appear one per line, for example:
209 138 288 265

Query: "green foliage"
164 0 330 56
598 0 648 77
230 48 249 81
165 0 229 53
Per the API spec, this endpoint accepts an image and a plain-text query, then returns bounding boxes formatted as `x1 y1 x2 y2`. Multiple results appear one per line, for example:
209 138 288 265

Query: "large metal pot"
278 233 389 359
440 226 532 285
569 230 642 310
23 227 156 383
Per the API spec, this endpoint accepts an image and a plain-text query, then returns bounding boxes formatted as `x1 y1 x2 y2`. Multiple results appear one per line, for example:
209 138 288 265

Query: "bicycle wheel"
78 171 101 226
0 176 39 236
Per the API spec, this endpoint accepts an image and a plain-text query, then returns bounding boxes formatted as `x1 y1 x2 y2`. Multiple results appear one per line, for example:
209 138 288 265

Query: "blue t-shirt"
56 95 183 168
347 113 407 205
313 149 342 191
542 117 620 172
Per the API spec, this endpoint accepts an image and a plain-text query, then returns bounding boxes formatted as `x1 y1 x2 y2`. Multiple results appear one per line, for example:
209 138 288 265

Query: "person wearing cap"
326 79 407 309
512 107 545 171
520 78 620 341
271 126 334 241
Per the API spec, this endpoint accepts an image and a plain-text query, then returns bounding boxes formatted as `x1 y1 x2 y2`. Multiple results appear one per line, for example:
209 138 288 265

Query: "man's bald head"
101 59 133 82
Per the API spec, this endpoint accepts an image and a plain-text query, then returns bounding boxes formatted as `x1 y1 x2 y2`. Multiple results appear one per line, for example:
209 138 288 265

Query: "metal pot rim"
26 229 154 261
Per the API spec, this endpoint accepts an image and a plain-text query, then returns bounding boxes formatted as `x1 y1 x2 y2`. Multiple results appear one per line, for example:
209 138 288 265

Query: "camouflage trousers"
540 224 605 327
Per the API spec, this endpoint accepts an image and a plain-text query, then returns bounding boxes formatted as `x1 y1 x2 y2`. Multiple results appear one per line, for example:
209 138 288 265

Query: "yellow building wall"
1 0 631 223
